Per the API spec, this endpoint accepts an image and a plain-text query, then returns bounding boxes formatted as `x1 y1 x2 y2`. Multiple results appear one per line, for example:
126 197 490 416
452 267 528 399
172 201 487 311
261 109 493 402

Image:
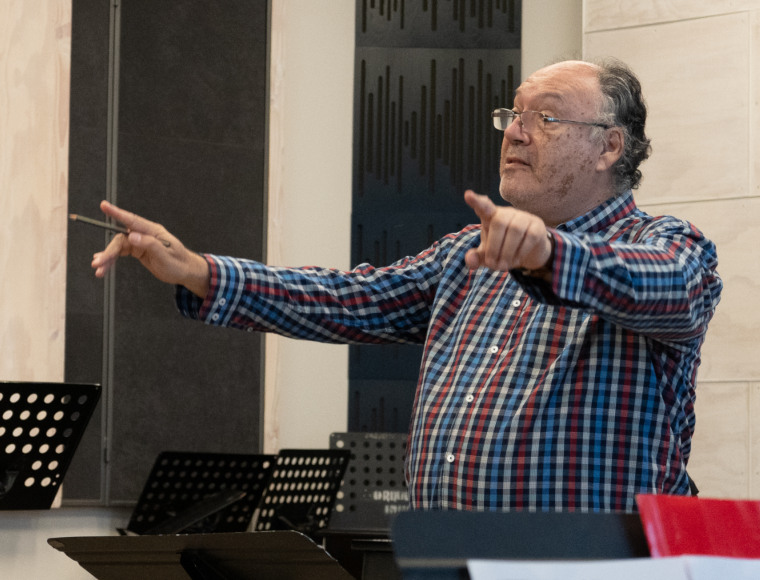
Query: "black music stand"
254 448 351 539
125 451 276 535
328 432 408 533
48 530 355 580
391 510 650 579
0 381 101 510
325 432 408 580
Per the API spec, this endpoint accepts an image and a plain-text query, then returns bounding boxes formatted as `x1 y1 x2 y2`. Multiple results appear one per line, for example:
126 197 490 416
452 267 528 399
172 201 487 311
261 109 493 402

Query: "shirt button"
465 394 474 403
489 345 498 354
511 299 521 308
446 454 455 463
219 298 227 306
211 313 220 321
247 327 254 333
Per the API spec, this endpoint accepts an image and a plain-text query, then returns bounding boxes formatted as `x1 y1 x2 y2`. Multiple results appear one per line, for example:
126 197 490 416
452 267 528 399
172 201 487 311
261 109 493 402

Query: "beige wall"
265 0 355 452
584 1 760 498
0 0 70 382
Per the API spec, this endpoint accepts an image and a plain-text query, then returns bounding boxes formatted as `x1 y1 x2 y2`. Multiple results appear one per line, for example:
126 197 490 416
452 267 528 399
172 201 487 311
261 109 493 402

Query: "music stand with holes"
125 451 276 535
0 382 101 510
254 449 351 539
329 432 409 533
326 432 408 580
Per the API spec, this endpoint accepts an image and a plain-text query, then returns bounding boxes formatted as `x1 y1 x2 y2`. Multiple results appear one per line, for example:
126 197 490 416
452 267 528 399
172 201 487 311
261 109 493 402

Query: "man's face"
499 62 610 226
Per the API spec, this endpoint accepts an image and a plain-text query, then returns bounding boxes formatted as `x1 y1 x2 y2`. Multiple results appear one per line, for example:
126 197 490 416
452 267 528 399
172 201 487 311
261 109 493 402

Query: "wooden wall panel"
585 0 760 32
585 2 760 499
689 382 750 498
0 0 70 382
585 12 749 205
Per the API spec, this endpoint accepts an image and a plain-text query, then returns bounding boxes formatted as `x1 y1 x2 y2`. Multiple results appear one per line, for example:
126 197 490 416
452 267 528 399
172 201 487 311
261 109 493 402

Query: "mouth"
504 156 530 169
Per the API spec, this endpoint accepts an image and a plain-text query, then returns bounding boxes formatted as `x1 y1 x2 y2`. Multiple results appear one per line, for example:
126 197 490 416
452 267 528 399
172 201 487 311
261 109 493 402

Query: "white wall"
522 0 583 78
264 0 355 452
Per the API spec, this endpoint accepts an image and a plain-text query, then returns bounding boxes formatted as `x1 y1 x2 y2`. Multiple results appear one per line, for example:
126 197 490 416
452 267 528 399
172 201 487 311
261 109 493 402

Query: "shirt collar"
555 190 638 234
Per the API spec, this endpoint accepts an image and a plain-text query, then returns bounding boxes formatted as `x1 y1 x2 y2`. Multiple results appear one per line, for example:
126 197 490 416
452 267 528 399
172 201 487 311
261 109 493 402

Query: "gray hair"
591 59 652 194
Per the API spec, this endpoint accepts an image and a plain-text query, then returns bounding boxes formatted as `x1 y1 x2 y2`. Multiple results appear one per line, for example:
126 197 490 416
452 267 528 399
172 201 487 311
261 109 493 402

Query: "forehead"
515 62 601 111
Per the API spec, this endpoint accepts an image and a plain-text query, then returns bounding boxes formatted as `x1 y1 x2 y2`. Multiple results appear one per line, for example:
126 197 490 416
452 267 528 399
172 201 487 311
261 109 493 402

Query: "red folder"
636 494 760 558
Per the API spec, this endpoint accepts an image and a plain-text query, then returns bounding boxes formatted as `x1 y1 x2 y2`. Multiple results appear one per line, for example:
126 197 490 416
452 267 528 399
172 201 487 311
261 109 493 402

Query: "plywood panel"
750 383 760 497
637 197 760 382
0 0 70 381
585 12 749 206
585 0 760 32
688 381 749 498
752 10 760 198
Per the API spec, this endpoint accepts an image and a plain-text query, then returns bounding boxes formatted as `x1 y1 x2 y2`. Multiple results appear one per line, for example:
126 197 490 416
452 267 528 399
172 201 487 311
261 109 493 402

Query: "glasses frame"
491 108 612 132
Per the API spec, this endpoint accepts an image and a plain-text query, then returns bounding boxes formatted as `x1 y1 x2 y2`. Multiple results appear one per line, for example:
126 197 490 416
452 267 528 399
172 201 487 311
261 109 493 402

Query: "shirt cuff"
175 254 222 322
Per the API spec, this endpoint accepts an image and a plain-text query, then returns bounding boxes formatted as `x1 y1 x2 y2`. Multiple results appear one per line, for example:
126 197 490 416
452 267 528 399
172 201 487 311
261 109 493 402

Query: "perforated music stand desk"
254 448 351 539
0 382 101 510
48 531 355 580
125 451 276 535
325 433 408 580
328 432 408 534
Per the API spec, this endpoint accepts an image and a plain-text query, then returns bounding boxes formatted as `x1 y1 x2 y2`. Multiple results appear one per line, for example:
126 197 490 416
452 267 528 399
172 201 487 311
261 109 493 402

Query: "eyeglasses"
491 108 612 132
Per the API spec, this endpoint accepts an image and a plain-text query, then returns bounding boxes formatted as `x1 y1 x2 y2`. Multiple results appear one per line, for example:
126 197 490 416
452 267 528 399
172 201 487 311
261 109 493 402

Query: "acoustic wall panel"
349 0 521 432
65 0 269 504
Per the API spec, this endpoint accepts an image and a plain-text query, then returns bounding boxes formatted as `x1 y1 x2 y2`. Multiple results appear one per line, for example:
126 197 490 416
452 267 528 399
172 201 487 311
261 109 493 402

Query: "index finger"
464 189 497 224
99 200 163 237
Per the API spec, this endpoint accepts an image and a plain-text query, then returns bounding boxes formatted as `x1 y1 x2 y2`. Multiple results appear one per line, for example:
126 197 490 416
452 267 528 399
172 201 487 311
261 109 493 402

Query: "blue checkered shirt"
177 191 722 512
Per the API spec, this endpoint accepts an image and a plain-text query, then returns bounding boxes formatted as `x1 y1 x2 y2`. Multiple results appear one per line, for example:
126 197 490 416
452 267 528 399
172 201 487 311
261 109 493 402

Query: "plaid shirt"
177 191 722 512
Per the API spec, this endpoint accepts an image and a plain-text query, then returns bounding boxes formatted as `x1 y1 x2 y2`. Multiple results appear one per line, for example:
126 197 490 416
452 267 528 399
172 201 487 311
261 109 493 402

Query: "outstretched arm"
90 200 210 298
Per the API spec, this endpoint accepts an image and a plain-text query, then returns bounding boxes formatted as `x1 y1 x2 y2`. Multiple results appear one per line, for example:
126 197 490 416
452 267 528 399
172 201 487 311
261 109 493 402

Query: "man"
91 59 722 512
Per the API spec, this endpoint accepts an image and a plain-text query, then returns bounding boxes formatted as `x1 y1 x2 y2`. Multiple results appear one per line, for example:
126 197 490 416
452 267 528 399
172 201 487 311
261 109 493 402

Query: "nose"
504 114 528 143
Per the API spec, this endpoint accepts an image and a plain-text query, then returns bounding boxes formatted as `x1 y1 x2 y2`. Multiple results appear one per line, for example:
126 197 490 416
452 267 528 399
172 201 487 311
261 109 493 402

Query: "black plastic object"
392 510 650 580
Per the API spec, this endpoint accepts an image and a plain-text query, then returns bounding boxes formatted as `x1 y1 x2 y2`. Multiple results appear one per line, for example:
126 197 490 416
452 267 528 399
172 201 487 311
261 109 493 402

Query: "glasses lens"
492 109 515 131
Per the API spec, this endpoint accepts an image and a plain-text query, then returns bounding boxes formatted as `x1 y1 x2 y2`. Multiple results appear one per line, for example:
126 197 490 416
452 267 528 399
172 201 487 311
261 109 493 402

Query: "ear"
595 126 624 172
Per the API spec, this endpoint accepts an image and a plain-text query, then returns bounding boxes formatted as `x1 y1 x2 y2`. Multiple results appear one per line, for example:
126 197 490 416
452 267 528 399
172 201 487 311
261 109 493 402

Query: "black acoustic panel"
348 380 416 433
351 210 474 269
64 0 113 503
349 341 423 381
357 0 521 48
348 0 521 443
353 48 518 206
126 451 276 535
118 0 267 147
0 383 101 510
329 432 408 533
110 0 267 505
66 0 269 506
255 449 351 539
113 130 264 258
108 314 262 503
